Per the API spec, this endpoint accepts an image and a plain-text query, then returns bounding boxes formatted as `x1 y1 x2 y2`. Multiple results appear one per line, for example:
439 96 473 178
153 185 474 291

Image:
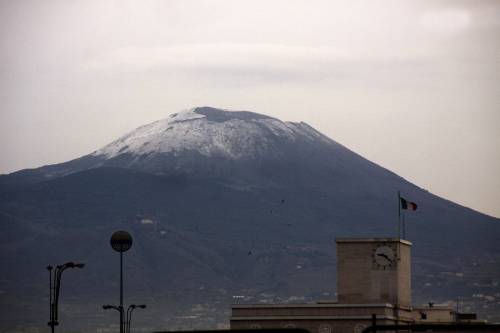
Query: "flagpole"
402 212 406 240
397 191 401 239
397 191 401 263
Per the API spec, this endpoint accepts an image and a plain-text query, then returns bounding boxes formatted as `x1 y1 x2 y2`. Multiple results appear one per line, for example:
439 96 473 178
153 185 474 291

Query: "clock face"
373 245 395 269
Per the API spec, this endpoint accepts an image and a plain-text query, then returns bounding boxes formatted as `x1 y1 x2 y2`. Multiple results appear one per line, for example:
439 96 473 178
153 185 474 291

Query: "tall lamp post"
109 230 133 333
47 262 85 333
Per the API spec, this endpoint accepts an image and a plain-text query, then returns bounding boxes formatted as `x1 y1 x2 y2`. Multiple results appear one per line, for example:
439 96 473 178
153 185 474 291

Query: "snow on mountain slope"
93 107 330 160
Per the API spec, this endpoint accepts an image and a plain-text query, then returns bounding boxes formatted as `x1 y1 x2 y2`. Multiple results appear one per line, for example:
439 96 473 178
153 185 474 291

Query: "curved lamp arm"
54 262 85 321
127 304 146 333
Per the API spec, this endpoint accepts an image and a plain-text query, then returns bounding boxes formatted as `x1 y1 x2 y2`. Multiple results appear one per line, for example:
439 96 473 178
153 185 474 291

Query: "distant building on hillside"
230 238 483 333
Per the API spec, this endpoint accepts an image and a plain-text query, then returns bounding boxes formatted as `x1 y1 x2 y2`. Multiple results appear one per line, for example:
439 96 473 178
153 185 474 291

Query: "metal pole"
120 251 123 333
53 266 60 333
48 266 54 333
125 306 130 333
126 306 133 333
402 213 406 240
372 313 377 333
49 267 51 329
397 191 402 264
54 267 60 324
52 268 56 333
128 308 133 333
54 265 66 324
397 191 401 239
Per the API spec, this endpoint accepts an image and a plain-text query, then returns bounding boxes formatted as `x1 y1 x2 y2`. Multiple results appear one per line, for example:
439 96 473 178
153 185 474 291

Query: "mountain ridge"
1 107 496 220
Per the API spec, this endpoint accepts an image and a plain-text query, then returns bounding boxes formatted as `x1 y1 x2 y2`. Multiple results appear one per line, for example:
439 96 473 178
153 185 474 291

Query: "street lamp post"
47 262 85 333
103 304 146 333
103 304 123 331
126 304 146 333
110 231 133 333
104 231 146 333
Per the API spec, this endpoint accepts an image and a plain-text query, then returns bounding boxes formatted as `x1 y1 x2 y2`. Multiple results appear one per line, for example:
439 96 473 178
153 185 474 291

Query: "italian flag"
400 197 417 211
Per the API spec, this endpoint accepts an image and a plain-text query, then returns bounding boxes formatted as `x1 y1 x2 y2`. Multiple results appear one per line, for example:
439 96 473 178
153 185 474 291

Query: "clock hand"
377 253 392 262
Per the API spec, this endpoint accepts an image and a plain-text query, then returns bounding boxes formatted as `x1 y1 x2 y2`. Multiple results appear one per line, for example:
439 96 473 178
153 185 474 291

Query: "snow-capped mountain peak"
93 107 328 160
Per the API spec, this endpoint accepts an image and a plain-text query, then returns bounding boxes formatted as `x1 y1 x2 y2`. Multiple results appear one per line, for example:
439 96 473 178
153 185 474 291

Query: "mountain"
1 107 499 332
0 107 362 184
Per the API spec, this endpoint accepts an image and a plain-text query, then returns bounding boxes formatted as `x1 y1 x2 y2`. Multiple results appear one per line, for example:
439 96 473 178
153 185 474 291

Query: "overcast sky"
1 0 499 218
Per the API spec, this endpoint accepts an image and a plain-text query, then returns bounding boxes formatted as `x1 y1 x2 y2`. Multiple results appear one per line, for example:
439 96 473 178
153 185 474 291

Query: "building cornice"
335 238 412 245
231 315 402 321
231 303 395 309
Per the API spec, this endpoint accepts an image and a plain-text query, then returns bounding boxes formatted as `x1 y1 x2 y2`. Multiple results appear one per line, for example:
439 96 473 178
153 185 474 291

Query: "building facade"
230 238 461 333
